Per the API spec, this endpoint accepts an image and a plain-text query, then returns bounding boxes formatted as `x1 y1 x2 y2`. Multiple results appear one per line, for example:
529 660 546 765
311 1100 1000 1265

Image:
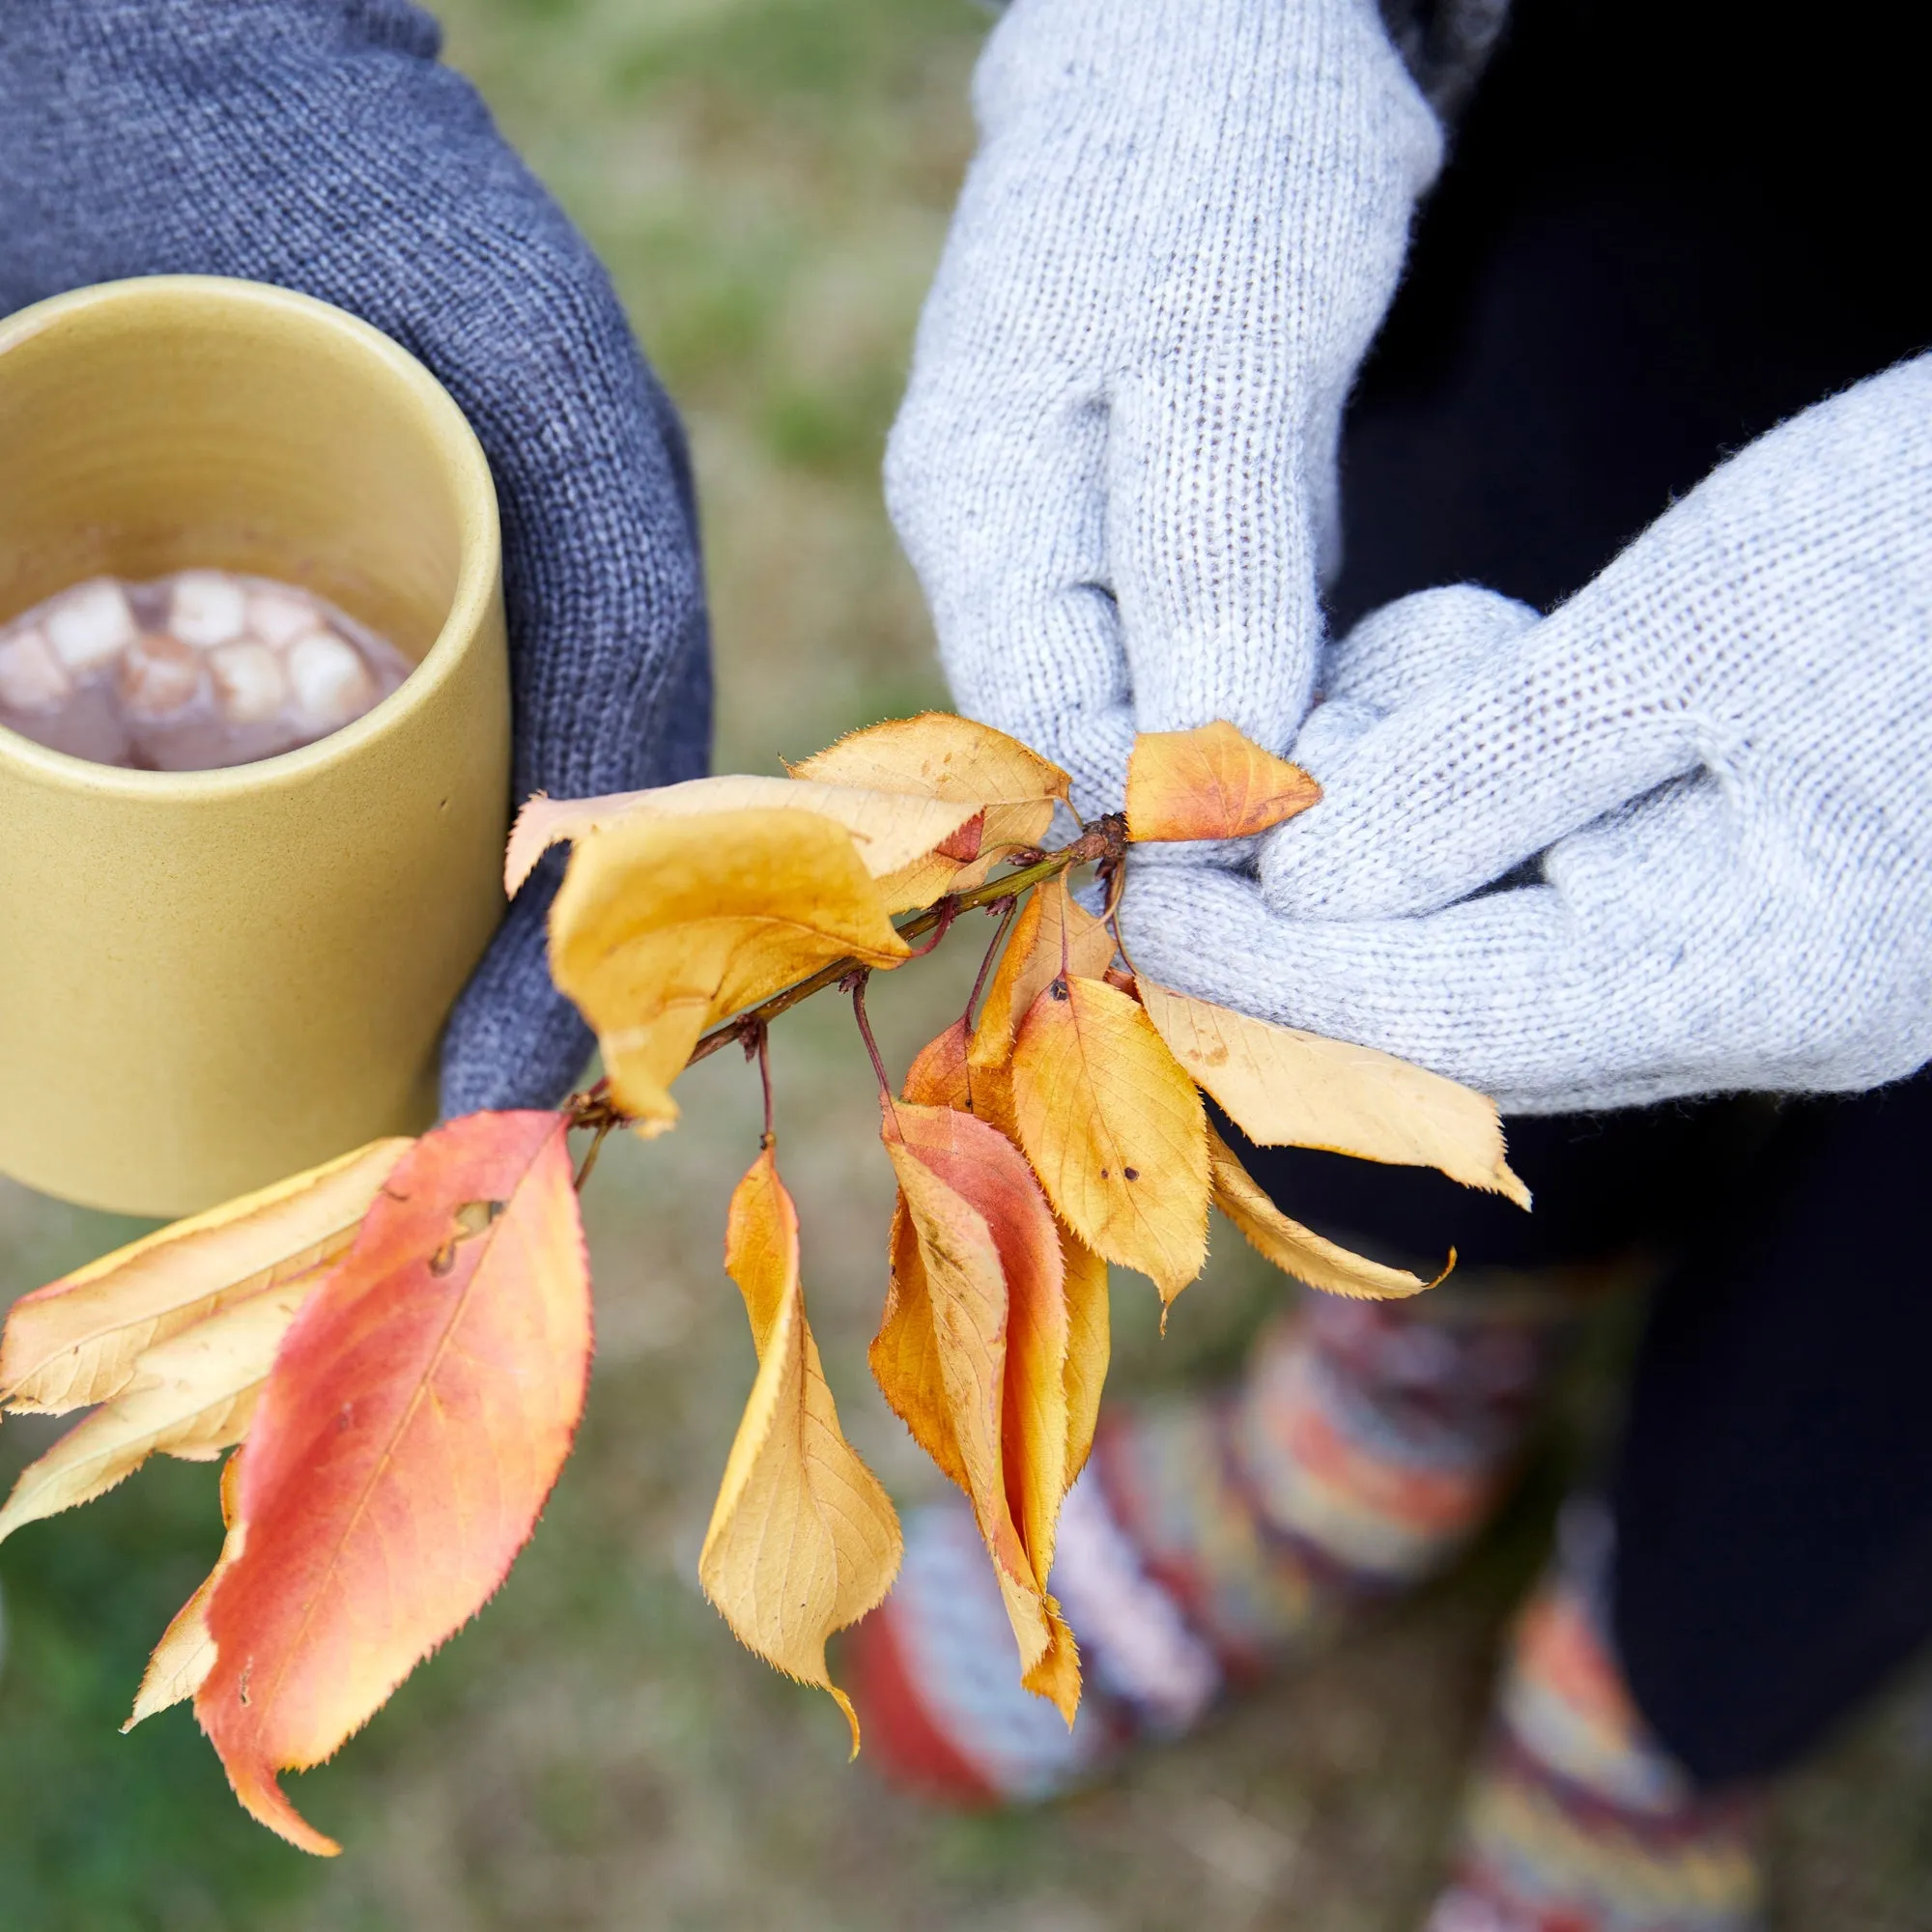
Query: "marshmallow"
209 640 289 724
286 629 377 729
0 628 73 713
44 580 137 673
168 570 248 648
246 586 321 649
119 633 206 720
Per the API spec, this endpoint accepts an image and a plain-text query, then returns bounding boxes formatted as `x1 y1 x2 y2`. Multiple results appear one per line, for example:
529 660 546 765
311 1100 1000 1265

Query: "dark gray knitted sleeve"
0 0 713 1115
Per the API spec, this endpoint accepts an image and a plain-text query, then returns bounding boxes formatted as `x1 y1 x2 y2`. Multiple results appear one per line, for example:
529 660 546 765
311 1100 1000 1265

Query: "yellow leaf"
0 1269 321 1548
550 808 911 1136
1125 721 1321 841
968 876 1118 1074
1207 1125 1451 1300
0 1138 411 1415
1060 1224 1110 1485
880 1100 1079 1719
1010 976 1209 1305
1140 980 1530 1208
699 1145 901 1750
791 713 1071 912
126 1451 246 1731
505 775 983 898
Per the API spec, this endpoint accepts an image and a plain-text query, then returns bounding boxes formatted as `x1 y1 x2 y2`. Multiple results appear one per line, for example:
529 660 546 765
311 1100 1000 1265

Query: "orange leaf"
791 714 1071 911
699 1146 900 1748
902 1015 973 1113
505 775 982 897
1125 721 1321 841
1207 1125 1450 1300
1010 976 1209 1306
549 808 910 1136
1139 980 1529 1207
195 1111 591 1856
892 1017 1112 1491
878 1100 1079 1718
0 1138 411 1415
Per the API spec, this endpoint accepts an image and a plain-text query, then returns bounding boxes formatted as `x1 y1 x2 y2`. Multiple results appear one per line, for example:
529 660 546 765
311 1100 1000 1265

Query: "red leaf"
933 810 986 864
195 1111 591 1855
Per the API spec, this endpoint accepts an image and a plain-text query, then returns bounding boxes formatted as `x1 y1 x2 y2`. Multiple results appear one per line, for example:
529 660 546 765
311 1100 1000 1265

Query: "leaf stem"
846 971 895 1107
963 895 1020 1032
750 1024 775 1146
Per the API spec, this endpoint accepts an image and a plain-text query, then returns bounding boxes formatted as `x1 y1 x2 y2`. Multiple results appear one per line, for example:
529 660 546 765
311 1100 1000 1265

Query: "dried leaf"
1010 976 1209 1305
892 1018 1111 1492
967 876 1117 1074
505 776 982 897
1125 721 1321 841
1059 1224 1110 1486
699 1146 900 1750
0 1269 321 1548
0 1139 411 1415
878 1100 1078 1717
196 1111 591 1856
791 714 1071 911
1207 1125 1450 1300
550 808 910 1137
903 1015 973 1113
127 1451 247 1731
1140 981 1530 1207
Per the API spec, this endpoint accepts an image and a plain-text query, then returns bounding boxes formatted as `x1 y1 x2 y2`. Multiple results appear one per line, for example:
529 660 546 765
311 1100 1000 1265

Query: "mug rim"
0 273 501 802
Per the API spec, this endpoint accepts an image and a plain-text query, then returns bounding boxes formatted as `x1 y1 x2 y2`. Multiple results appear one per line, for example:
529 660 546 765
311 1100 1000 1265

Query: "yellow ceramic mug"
0 276 511 1217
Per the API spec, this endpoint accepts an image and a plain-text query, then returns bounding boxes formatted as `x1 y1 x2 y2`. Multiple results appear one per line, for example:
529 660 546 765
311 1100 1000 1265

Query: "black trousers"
1237 0 1932 1787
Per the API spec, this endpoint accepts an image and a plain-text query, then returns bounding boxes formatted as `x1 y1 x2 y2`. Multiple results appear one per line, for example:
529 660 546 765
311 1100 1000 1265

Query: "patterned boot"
1425 1510 1765 1932
852 1278 1592 1804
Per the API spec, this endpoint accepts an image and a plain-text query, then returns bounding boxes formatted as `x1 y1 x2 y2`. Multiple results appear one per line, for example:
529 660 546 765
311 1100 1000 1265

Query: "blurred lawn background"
0 1 1926 1926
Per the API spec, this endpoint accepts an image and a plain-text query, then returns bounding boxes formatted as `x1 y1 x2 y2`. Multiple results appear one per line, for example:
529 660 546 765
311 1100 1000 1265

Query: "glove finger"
1289 584 1542 788
440 853 592 1117
887 375 1134 812
1321 583 1540 710
1105 357 1324 756
1259 593 1702 920
1121 812 1746 1118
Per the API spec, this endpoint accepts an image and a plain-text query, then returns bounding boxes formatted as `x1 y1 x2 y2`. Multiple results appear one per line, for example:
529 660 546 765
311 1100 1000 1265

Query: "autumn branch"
680 814 1127 1071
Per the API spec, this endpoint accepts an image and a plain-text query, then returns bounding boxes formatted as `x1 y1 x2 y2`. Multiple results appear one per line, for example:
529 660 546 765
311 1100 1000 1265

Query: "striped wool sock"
1425 1511 1765 1932
853 1282 1587 1804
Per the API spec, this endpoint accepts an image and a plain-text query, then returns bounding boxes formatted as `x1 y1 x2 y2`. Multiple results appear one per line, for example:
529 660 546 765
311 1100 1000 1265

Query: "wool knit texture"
1123 359 1932 1113
0 0 712 1116
888 0 1443 818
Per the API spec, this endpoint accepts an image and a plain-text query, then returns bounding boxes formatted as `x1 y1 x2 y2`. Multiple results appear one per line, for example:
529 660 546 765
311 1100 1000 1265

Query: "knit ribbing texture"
1122 359 1932 1112
888 0 1443 817
0 0 712 1115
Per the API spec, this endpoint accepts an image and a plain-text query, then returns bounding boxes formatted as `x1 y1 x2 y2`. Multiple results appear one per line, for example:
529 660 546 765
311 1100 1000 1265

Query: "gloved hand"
0 0 710 1115
887 0 1442 818
1122 357 1932 1113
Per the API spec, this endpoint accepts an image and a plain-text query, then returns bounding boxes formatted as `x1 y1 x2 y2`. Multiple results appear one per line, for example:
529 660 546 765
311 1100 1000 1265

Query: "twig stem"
683 818 1124 1069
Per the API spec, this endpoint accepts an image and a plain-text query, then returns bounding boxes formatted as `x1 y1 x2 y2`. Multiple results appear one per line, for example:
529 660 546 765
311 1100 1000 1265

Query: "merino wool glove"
888 0 1443 817
0 0 711 1115
1122 358 1932 1113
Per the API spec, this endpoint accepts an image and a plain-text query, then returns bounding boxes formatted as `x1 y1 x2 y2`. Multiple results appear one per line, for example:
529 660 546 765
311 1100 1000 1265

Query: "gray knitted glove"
888 0 1441 817
0 0 711 1116
1122 358 1932 1113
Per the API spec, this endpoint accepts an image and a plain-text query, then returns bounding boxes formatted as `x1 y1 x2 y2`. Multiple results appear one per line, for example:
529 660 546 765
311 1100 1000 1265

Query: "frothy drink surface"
0 573 413 771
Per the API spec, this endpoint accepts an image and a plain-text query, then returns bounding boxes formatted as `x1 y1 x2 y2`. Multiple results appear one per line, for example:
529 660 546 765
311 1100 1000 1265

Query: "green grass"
0 2 1927 1925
